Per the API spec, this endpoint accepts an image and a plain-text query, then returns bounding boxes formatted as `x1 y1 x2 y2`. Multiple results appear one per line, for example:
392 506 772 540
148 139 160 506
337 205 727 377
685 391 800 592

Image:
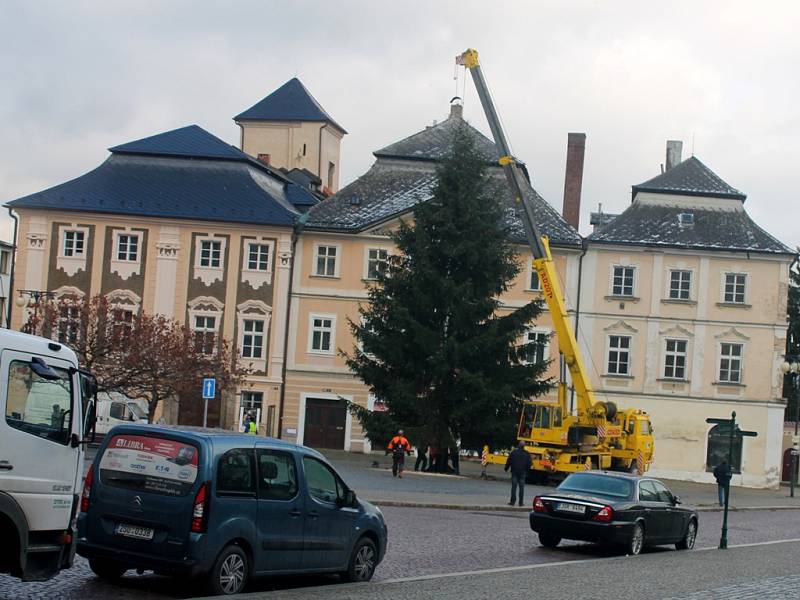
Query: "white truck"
94 392 148 435
0 329 96 581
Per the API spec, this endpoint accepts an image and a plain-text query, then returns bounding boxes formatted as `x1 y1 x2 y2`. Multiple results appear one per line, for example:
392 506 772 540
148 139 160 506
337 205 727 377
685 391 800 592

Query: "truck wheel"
207 544 249 595
341 537 377 582
538 533 561 548
676 519 697 550
626 522 644 556
88 558 127 580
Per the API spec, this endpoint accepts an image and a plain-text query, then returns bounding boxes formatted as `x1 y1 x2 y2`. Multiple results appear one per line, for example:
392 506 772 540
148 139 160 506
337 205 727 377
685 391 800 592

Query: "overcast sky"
2 1 799 252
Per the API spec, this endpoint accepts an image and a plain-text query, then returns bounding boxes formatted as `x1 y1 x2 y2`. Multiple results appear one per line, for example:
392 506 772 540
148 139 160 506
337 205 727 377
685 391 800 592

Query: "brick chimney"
450 97 463 119
562 133 586 231
665 140 682 171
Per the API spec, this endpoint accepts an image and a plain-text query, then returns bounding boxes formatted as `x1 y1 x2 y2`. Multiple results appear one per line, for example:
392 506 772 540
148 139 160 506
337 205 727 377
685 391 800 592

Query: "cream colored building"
5 78 794 487
582 146 794 487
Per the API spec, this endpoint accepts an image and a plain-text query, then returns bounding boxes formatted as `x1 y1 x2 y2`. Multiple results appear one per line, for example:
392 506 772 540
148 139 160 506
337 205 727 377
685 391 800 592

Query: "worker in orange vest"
386 430 412 478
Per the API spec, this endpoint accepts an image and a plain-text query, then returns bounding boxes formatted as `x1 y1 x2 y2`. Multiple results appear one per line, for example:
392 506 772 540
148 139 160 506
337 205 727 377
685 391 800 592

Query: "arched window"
706 423 743 473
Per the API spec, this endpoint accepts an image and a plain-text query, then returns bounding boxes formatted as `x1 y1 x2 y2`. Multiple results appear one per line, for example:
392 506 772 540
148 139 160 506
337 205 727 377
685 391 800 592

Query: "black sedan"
529 471 698 555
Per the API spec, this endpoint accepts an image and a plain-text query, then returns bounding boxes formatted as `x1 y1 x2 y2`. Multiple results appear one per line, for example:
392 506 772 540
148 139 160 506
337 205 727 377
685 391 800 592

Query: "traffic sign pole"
201 378 216 429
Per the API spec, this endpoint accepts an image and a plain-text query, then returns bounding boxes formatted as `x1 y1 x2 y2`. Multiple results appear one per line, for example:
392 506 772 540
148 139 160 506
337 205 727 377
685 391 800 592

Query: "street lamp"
781 359 800 497
15 289 56 333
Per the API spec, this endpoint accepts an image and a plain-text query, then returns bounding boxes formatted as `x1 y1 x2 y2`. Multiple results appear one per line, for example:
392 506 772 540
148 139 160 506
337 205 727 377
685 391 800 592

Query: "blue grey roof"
633 156 746 200
234 78 346 133
6 125 300 227
305 116 581 248
587 203 793 255
109 124 247 161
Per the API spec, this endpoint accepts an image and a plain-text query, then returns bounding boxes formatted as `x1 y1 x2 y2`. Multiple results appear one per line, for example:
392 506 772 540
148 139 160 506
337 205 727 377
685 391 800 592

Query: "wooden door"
782 448 799 482
304 398 346 449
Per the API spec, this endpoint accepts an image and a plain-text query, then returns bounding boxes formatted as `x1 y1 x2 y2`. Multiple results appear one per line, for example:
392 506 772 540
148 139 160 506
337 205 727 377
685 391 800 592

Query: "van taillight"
191 482 209 533
533 496 548 513
593 505 614 522
80 467 94 513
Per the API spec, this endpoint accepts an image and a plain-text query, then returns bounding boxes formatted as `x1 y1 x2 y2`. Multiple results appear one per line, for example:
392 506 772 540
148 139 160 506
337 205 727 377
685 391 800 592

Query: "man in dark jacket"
504 441 532 506
713 459 732 507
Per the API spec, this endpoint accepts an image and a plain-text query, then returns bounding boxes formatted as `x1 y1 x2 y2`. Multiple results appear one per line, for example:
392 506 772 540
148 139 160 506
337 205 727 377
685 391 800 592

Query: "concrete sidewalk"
322 449 800 512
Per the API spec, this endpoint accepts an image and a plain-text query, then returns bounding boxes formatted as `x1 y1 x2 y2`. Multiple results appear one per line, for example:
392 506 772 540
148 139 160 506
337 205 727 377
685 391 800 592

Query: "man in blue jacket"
505 441 532 506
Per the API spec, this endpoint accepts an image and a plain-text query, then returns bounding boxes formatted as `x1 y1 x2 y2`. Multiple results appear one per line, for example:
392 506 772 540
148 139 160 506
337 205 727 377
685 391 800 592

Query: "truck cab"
0 329 94 581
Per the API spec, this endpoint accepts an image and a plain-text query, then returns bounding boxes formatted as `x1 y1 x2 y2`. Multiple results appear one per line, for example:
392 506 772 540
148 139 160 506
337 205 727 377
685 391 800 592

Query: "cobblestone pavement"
4 506 800 599
665 574 800 599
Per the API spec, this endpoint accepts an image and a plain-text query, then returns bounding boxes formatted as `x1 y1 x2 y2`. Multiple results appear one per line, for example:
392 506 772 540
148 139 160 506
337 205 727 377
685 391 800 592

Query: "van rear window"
99 434 199 497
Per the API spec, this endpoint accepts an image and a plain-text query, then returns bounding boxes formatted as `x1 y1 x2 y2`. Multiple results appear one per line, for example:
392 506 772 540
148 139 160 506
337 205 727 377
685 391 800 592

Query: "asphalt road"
3 506 800 599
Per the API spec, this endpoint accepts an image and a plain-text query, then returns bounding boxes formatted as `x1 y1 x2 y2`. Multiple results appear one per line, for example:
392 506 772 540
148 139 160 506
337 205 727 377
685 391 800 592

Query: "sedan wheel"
538 533 561 548
676 519 697 550
627 523 644 556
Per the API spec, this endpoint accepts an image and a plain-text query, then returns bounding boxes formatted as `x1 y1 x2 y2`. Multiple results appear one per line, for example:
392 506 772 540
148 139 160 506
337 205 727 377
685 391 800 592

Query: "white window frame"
188 296 224 355
663 338 688 380
364 247 389 280
194 236 226 285
308 313 336 355
668 269 692 300
57 226 90 277
722 272 747 304
199 239 222 268
522 328 550 364
193 314 218 355
611 265 635 297
241 319 265 359
718 342 744 384
606 334 631 376
111 230 142 281
241 239 274 289
314 244 340 278
236 299 272 372
61 229 86 258
116 232 139 262
526 259 542 292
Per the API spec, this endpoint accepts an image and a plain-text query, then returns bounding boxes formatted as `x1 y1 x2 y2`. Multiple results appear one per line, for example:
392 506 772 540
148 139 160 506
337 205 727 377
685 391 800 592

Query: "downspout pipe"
277 211 309 438
6 208 18 329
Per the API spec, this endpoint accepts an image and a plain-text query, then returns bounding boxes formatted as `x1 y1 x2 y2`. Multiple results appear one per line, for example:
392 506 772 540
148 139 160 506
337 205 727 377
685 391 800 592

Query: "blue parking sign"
202 378 216 399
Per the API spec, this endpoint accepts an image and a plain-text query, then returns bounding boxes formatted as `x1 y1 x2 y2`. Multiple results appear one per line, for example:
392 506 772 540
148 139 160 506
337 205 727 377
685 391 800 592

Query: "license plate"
556 502 586 514
115 523 154 540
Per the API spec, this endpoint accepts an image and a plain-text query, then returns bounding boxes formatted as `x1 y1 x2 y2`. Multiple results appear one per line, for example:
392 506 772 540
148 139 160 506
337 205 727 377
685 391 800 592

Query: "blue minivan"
76 425 388 595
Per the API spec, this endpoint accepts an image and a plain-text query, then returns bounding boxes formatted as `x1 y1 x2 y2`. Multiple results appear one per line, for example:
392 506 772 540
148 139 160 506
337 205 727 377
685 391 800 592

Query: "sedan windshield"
558 473 633 499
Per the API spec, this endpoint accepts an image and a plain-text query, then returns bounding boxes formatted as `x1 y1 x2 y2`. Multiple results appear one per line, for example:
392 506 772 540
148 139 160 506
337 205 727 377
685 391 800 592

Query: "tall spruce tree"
785 255 800 420
347 125 551 454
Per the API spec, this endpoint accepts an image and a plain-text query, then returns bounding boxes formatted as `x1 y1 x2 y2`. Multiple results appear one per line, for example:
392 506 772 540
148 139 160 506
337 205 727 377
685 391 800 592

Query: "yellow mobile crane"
457 49 654 479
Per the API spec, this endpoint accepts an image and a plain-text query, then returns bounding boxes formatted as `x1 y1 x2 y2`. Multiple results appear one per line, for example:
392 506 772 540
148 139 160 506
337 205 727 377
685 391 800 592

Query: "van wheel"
89 558 127 580
207 545 248 595
341 537 377 582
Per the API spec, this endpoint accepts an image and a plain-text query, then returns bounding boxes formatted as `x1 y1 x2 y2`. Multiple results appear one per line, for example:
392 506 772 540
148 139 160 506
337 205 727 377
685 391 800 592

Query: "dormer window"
678 212 694 226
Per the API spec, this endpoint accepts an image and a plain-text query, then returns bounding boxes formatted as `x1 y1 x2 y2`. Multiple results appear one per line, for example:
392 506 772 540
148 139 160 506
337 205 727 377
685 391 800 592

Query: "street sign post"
202 378 216 428
706 411 757 549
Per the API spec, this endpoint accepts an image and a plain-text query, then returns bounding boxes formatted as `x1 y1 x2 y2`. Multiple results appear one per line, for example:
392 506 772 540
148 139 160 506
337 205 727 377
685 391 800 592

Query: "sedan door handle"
644 508 651 512
0 461 13 471
307 511 319 520
288 509 302 517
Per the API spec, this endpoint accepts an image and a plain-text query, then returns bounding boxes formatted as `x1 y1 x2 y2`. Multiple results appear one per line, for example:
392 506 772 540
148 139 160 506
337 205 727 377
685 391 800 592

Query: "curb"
368 499 800 513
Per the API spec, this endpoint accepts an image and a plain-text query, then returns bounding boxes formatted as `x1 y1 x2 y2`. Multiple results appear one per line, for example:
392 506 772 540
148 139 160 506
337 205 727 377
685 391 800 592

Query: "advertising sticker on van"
99 434 199 496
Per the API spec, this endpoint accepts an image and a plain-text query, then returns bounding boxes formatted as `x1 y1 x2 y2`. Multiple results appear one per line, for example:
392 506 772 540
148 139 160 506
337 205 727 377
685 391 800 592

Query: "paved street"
3 503 800 599
4 447 800 599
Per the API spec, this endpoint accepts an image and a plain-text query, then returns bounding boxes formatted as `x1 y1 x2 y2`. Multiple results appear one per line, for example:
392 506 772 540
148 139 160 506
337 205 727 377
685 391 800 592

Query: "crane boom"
457 48 600 419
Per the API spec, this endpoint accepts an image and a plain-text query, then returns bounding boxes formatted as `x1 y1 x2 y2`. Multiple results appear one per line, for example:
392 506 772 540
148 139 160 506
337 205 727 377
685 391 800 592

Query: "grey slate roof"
587 203 793 254
374 113 499 162
6 125 301 227
234 78 346 133
633 156 746 200
304 114 582 248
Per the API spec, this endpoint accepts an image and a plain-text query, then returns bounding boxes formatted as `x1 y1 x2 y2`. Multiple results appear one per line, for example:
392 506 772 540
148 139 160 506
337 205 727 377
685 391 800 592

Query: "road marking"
383 538 800 584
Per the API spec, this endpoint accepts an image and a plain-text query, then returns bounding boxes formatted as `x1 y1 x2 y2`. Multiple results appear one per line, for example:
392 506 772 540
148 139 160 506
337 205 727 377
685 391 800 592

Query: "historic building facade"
4 79 793 486
581 147 794 487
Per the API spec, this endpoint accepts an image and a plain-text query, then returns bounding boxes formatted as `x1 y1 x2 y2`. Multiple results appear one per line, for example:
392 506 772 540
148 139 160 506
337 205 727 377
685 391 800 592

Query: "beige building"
582 144 794 487
5 78 794 487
